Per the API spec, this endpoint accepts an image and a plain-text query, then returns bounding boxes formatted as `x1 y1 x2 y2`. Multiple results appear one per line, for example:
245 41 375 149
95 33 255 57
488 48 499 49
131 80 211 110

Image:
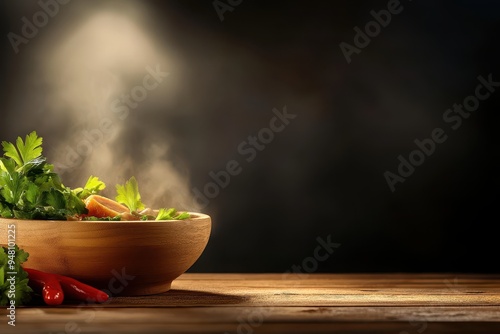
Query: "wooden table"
2 273 500 333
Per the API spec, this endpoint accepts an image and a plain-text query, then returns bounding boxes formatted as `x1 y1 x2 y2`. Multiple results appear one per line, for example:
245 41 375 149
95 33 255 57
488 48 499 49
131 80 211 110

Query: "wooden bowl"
0 213 211 296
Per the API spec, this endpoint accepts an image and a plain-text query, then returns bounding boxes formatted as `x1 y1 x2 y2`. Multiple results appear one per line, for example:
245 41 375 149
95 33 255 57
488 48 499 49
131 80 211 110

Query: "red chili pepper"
24 268 109 305
24 268 64 306
56 274 109 303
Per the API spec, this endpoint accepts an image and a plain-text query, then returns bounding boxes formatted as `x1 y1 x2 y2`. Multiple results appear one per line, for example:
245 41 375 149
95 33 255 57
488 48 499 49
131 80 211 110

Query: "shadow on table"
107 289 250 307
25 289 249 307
67 290 247 307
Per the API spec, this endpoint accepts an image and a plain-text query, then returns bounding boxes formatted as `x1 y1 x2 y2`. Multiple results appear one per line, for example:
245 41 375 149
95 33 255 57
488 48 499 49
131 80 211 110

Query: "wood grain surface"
2 273 500 333
0 215 211 295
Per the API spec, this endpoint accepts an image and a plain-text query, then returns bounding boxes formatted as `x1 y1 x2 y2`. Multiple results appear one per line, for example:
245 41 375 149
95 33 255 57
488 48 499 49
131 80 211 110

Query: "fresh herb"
0 245 32 306
156 208 190 220
115 176 145 213
83 215 122 221
72 176 106 200
0 131 87 220
0 132 191 222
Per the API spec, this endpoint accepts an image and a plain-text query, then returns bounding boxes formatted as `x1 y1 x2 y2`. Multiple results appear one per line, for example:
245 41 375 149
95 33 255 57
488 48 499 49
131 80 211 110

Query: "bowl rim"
0 211 210 224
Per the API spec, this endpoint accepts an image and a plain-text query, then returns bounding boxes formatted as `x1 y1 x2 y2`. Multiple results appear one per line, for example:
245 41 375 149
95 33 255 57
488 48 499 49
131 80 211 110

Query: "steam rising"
31 5 199 211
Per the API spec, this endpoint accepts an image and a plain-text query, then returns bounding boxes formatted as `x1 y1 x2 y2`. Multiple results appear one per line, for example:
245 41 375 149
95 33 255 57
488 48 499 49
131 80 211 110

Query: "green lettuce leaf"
115 176 144 212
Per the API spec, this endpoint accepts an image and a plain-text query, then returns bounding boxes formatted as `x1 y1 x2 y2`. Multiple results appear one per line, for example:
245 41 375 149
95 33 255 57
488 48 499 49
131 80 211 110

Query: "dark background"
0 0 498 273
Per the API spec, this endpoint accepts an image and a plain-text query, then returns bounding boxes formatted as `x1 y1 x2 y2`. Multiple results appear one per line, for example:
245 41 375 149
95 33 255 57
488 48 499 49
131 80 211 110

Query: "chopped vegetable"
82 215 122 221
0 132 191 221
156 208 190 220
0 245 32 306
72 176 106 200
84 194 129 219
115 176 145 213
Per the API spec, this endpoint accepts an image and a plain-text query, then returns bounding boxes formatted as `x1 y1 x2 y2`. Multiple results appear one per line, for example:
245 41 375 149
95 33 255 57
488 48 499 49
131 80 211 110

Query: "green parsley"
0 132 191 221
82 215 122 221
0 131 87 220
0 245 32 306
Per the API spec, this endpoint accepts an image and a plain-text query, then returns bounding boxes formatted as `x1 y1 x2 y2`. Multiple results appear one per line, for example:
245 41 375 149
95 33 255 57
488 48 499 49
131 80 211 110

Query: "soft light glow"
52 12 158 72
34 4 199 211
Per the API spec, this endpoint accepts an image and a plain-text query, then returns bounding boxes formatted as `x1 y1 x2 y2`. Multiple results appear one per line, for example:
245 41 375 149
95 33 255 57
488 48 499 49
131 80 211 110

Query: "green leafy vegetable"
0 131 193 222
2 131 43 167
0 131 87 220
156 208 190 220
0 245 32 306
83 215 122 221
72 176 106 200
115 176 145 213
